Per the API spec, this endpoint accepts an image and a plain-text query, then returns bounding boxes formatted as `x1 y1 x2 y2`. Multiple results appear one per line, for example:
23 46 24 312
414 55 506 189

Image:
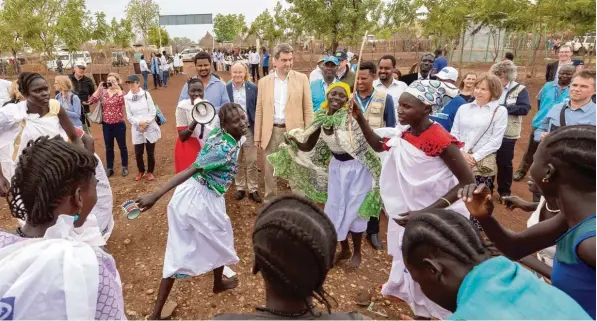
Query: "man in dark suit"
546 45 573 82
227 62 261 203
399 53 435 85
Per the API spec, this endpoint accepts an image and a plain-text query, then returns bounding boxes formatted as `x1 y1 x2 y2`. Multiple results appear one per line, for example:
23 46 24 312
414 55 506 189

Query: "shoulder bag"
144 92 166 126
87 92 105 124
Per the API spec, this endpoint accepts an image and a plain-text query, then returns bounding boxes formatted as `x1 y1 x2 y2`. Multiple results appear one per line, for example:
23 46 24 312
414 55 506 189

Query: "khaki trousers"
263 126 304 202
235 131 258 193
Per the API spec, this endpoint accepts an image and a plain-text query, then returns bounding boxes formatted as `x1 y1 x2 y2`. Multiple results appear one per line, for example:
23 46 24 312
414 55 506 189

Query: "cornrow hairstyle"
542 124 596 189
187 77 204 88
402 209 492 268
18 72 45 96
218 102 246 129
252 195 338 315
7 135 98 226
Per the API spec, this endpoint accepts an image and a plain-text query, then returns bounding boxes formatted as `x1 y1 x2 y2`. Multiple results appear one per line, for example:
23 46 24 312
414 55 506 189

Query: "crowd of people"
0 40 595 320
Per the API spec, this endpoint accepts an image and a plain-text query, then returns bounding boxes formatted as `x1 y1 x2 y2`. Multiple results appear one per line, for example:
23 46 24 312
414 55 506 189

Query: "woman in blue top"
54 75 82 128
402 209 590 320
459 124 596 319
136 103 248 320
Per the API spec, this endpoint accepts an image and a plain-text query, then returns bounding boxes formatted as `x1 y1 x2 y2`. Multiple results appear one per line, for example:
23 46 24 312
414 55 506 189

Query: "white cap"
436 67 458 82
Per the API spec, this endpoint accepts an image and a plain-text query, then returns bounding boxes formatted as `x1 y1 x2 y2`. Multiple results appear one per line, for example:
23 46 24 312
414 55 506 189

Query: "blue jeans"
162 70 169 86
142 71 149 90
102 122 128 170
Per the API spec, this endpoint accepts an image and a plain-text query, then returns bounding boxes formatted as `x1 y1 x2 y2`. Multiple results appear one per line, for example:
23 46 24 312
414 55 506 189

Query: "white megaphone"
191 99 216 139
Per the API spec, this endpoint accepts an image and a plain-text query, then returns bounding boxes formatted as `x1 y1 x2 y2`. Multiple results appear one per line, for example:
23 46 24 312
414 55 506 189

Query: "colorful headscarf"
403 80 458 113
320 81 352 110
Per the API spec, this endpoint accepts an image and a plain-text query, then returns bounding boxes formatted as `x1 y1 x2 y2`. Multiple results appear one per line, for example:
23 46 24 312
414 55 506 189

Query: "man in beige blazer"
255 43 314 201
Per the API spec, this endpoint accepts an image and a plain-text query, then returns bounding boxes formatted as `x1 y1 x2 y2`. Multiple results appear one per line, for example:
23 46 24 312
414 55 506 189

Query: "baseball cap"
436 67 458 82
323 56 339 65
125 75 140 83
334 50 348 61
573 59 584 66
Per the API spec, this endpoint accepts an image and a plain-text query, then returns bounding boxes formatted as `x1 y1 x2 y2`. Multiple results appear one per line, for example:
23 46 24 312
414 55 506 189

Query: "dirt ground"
0 55 550 319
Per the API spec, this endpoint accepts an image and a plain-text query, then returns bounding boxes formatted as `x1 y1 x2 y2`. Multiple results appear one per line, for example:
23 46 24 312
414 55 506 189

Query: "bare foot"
334 248 352 265
213 276 239 294
347 252 361 269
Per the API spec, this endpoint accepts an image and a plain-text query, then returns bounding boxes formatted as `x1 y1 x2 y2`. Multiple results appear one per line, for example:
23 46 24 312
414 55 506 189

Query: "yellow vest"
363 91 388 130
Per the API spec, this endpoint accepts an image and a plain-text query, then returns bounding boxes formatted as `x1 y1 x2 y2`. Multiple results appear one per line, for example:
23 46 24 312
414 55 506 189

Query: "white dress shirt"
160 56 168 71
374 78 407 119
140 60 150 73
249 52 260 65
232 82 247 111
309 66 323 83
273 71 288 125
450 100 508 162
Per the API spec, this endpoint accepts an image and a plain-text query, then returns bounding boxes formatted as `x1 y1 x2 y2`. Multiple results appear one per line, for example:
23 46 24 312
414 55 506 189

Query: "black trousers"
102 122 128 169
262 66 269 76
134 141 156 173
152 73 161 88
250 64 260 81
515 127 539 176
367 217 379 234
496 138 517 196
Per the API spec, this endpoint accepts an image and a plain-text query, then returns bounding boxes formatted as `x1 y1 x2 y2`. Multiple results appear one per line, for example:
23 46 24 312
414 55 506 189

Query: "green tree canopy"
148 26 169 47
213 14 247 42
125 0 159 45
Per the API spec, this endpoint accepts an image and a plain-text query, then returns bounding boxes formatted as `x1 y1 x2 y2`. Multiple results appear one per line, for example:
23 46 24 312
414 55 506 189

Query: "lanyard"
355 89 375 112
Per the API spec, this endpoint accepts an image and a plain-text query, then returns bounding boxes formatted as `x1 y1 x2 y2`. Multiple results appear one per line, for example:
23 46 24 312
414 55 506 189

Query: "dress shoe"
236 190 246 201
249 191 262 203
366 233 384 250
122 167 129 177
106 168 114 177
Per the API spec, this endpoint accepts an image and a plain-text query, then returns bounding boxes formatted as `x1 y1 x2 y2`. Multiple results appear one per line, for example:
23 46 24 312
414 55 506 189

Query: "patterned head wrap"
403 80 457 113
320 82 352 110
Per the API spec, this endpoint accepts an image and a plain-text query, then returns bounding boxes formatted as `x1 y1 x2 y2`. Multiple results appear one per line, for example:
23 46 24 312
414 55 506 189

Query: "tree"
111 18 135 49
0 0 30 73
250 10 280 44
56 0 91 53
92 12 111 47
213 14 247 42
148 26 169 47
125 0 159 44
171 37 193 53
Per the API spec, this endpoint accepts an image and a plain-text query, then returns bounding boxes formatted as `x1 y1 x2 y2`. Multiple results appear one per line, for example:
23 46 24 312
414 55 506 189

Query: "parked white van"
44 51 92 70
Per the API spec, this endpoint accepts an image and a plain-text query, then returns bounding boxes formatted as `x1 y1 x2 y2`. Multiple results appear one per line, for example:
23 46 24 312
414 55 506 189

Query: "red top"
383 123 463 157
88 89 125 124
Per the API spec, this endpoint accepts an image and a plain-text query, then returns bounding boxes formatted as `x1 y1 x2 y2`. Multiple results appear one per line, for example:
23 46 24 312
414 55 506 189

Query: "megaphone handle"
199 124 205 139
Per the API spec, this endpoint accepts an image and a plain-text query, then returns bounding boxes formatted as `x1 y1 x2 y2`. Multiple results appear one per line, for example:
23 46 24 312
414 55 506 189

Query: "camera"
102 81 112 89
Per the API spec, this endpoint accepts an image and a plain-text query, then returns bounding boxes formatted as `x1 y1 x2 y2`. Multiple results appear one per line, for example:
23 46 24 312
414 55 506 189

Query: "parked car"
44 51 92 70
565 32 596 56
180 48 200 62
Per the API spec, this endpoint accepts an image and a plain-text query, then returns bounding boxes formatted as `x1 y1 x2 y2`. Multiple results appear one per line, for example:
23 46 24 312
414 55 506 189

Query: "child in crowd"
0 136 125 320
352 80 475 319
459 124 596 319
136 103 248 320
401 210 590 320
214 195 367 320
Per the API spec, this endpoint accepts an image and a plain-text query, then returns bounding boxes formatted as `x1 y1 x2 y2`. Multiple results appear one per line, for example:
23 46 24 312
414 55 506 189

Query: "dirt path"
0 60 545 319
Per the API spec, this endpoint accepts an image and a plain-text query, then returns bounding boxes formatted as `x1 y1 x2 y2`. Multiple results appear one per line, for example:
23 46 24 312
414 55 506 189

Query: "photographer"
88 72 129 177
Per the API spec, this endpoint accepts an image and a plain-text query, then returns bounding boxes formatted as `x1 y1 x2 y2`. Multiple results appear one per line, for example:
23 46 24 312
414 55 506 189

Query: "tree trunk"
331 23 339 52
459 25 466 75
12 50 21 74
528 23 543 78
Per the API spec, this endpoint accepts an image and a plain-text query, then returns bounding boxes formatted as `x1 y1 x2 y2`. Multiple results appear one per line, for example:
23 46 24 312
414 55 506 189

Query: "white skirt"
324 158 372 241
162 178 239 278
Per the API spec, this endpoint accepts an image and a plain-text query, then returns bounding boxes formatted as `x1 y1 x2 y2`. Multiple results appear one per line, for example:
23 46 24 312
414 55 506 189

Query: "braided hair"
542 124 596 189
7 135 97 226
218 102 246 129
253 195 338 314
187 77 203 87
18 72 45 96
402 209 492 268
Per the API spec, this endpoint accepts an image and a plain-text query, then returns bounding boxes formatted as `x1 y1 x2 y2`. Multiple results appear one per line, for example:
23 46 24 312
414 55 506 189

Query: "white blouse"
450 100 508 162
176 98 220 146
125 89 161 145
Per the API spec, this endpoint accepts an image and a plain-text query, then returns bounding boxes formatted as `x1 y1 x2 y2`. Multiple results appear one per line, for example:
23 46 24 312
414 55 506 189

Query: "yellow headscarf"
320 81 352 111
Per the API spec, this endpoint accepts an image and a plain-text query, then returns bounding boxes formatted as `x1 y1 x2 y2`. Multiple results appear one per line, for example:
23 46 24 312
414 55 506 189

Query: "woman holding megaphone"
174 78 219 173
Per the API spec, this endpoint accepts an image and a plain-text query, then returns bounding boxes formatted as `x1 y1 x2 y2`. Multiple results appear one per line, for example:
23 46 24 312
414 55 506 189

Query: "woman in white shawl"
0 136 125 320
0 72 82 196
351 80 475 319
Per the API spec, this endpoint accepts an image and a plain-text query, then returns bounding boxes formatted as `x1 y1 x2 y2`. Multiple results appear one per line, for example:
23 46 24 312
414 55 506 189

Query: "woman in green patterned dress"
268 82 381 269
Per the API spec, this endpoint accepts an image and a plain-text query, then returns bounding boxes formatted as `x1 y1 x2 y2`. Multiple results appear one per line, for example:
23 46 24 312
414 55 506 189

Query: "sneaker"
146 173 155 181
106 168 114 177
249 191 262 203
122 167 129 177
513 170 526 181
135 172 145 181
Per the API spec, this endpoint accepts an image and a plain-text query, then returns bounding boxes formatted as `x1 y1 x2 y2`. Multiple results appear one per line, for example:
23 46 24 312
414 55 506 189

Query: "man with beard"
400 53 435 85
178 51 229 111
513 65 575 183
373 55 407 120
334 50 356 88
310 56 339 111
355 61 396 251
